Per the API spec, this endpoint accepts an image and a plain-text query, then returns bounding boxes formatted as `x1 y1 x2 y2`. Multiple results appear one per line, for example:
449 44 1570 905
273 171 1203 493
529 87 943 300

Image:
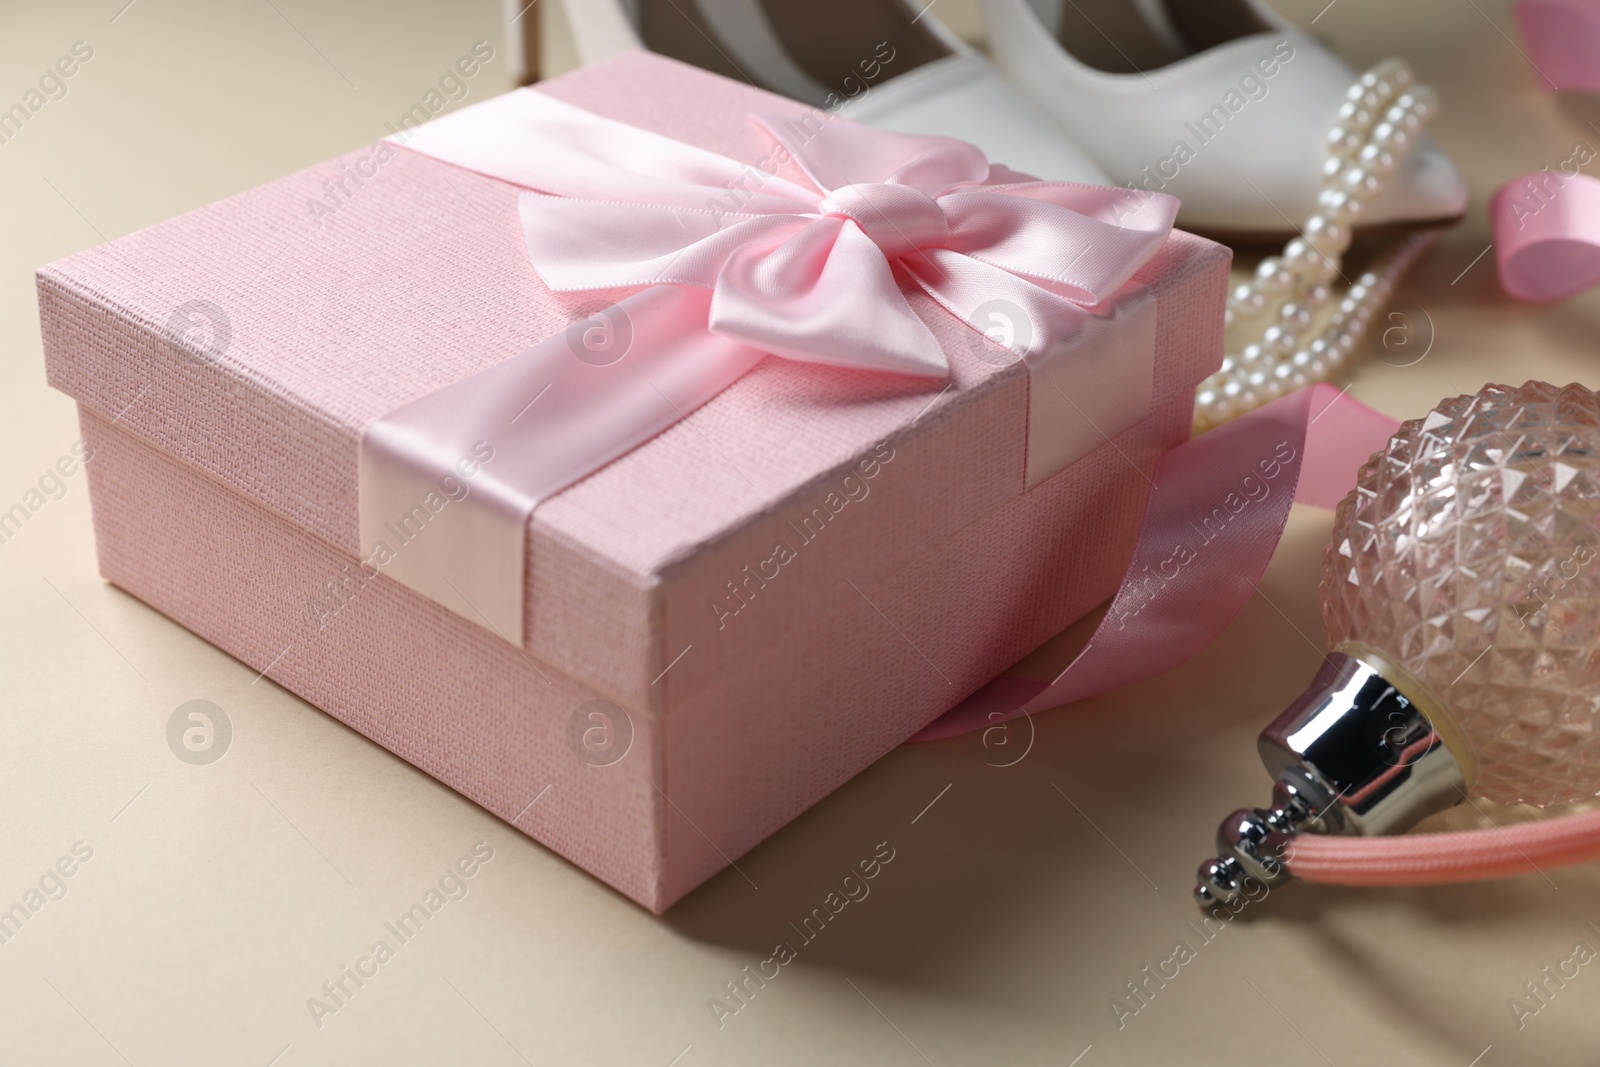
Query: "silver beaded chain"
1193 58 1441 433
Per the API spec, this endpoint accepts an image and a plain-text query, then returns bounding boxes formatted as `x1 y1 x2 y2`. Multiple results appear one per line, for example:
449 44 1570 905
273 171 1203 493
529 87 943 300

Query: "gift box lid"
38 50 1227 716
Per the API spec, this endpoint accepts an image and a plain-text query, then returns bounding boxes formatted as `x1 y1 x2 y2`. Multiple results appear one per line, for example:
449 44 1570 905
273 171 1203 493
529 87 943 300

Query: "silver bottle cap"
1194 648 1470 907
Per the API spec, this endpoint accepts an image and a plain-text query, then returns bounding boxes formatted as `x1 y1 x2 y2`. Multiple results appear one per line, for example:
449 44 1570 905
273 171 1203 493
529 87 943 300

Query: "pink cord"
1285 807 1600 886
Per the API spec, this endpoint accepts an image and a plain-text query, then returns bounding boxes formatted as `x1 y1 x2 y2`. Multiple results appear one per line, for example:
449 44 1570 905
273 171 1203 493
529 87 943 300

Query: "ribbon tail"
910 382 1400 742
1512 0 1600 94
1491 172 1600 302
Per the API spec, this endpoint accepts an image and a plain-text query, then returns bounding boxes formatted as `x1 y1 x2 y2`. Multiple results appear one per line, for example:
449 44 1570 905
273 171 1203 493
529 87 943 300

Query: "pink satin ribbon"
363 90 1182 643
914 382 1400 741
395 89 1179 376
1491 172 1600 302
1490 1 1600 301
1513 0 1600 93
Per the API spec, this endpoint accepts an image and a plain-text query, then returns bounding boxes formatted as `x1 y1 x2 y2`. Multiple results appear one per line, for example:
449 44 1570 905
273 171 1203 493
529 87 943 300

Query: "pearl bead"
1219 355 1238 376
1302 214 1336 238
1273 361 1297 381
1342 167 1381 197
1231 283 1267 316
1318 189 1361 225
1280 302 1313 331
1284 237 1316 267
1358 144 1397 175
1310 255 1340 286
1321 156 1345 180
1239 343 1266 365
1336 101 1373 128
1223 307 1235 330
1255 257 1294 296
1307 284 1332 305
1304 215 1351 257
1265 327 1301 356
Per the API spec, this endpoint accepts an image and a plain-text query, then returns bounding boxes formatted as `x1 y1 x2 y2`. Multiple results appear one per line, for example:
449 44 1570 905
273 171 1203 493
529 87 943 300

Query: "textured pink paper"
41 51 1228 910
79 393 1196 910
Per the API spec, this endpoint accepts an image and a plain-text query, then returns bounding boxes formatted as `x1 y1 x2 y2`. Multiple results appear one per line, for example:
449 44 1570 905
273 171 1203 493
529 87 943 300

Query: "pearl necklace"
1193 59 1441 433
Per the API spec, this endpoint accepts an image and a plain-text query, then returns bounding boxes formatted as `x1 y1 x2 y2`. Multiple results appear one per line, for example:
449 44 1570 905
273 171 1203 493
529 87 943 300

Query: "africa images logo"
166 700 232 765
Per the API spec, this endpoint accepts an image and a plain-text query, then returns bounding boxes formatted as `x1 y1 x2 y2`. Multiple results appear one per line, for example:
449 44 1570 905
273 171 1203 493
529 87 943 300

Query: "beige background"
5 0 1600 1063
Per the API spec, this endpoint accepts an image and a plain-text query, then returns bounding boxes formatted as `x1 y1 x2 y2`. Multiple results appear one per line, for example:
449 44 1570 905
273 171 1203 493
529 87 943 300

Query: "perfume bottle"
1197 381 1600 906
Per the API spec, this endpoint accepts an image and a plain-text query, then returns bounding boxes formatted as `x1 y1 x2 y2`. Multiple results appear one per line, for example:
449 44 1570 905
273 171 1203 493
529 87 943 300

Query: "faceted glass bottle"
1322 380 1600 807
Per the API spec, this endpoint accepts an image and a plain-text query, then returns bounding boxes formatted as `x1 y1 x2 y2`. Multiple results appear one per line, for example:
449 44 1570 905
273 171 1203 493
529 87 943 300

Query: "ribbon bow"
399 91 1178 377
365 90 1182 645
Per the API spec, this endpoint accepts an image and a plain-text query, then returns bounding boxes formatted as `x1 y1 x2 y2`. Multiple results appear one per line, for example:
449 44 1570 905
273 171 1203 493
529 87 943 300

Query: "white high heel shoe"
556 0 1111 186
981 0 1468 236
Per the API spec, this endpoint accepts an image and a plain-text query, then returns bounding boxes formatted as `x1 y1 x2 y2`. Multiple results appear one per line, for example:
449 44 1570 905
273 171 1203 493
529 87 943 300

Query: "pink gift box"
39 51 1227 912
